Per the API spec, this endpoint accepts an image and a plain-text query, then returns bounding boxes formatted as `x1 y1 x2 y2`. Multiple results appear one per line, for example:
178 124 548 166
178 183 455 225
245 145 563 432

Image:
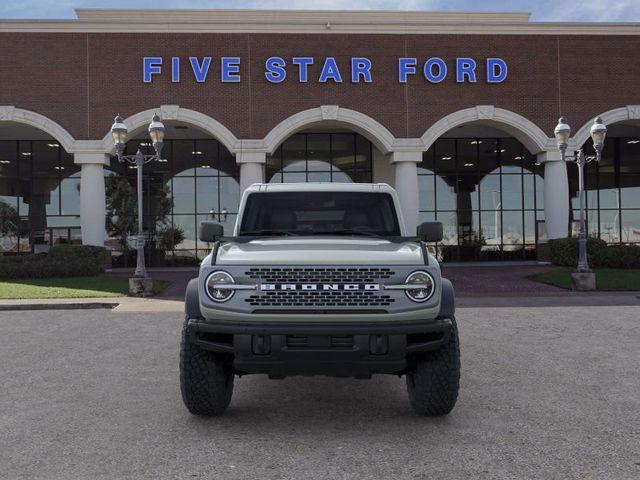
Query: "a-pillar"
237 151 266 193
75 152 109 246
538 151 569 239
391 151 422 235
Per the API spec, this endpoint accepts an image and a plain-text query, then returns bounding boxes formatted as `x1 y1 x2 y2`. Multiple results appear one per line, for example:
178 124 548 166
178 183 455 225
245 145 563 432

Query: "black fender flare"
185 278 203 319
438 278 455 318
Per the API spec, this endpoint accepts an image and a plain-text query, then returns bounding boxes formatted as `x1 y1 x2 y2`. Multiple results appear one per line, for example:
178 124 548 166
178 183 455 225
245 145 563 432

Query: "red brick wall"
1 32 639 142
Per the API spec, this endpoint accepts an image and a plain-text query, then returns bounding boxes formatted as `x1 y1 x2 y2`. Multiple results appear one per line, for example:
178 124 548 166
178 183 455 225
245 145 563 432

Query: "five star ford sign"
142 56 508 84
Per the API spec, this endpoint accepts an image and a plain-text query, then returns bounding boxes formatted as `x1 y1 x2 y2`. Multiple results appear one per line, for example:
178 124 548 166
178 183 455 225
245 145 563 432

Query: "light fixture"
552 115 607 278
0 160 10 164
205 271 236 302
158 158 168 163
148 113 165 156
627 139 640 144
47 143 59 148
54 166 65 170
404 271 435 303
464 163 474 167
514 156 523 160
470 140 483 145
21 152 31 156
441 156 453 160
590 117 607 154
200 165 211 168
500 149 506 152
192 151 203 155
554 117 571 153
110 115 128 155
109 112 166 280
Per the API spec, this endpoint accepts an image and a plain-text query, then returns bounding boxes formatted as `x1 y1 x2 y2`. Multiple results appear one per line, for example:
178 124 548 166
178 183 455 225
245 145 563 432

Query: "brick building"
1 9 639 264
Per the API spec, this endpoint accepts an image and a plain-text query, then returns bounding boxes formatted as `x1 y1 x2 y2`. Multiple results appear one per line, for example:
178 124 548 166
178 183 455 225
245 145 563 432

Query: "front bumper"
187 317 452 378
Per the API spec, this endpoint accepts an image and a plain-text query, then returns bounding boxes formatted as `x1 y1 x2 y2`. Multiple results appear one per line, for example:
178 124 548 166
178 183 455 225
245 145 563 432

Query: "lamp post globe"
110 115 128 156
590 117 607 154
554 117 571 155
148 113 165 157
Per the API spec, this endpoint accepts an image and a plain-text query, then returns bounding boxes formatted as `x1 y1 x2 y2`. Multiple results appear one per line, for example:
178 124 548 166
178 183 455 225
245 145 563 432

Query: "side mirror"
417 221 443 242
198 221 224 243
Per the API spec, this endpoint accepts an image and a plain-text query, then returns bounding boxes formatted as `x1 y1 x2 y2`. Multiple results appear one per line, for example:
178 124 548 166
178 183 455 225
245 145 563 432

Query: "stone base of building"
129 277 154 297
571 271 596 291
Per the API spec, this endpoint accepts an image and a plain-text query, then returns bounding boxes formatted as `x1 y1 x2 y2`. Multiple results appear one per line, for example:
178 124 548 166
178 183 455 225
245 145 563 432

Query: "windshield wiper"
240 229 300 237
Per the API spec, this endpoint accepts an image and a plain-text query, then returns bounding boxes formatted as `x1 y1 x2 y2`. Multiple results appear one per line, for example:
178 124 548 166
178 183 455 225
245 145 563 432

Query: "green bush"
593 245 640 268
550 237 640 269
0 245 106 279
549 237 607 267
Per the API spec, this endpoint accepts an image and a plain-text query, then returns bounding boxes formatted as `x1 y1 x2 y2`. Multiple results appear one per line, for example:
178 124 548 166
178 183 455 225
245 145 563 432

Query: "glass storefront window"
0 140 79 254
266 133 373 184
419 136 545 261
568 136 640 245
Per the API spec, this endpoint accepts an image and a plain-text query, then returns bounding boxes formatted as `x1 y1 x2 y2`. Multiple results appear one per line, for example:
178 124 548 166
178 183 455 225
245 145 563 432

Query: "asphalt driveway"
0 306 639 479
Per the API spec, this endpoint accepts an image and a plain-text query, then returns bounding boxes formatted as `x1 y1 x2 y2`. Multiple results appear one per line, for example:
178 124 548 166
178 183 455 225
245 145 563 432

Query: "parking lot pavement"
0 307 639 480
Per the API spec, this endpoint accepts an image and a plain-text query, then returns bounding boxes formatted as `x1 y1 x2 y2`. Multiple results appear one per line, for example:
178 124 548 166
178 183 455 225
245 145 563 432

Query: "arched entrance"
0 111 80 254
419 118 547 261
262 107 396 190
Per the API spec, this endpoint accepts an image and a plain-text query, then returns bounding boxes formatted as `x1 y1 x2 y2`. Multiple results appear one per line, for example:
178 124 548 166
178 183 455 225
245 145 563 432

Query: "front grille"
245 267 394 283
246 290 395 307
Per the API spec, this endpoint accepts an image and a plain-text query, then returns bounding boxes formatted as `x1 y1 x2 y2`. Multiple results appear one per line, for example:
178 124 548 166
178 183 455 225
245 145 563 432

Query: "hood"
216 236 424 265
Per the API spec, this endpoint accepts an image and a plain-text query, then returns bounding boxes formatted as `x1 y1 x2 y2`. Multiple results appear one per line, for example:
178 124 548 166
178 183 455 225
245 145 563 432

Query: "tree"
105 175 173 251
0 201 21 249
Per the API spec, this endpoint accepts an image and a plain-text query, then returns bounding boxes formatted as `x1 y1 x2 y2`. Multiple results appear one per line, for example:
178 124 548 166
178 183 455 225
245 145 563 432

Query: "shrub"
157 226 185 252
550 237 640 269
0 245 106 279
549 237 607 267
593 245 640 269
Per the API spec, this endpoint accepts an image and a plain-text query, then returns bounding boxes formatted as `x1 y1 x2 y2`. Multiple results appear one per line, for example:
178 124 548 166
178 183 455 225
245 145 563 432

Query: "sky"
1 0 640 22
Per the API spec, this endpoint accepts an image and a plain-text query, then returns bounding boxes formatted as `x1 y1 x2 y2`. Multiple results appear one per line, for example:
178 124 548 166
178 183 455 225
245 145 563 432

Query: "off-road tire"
406 317 460 416
180 317 234 416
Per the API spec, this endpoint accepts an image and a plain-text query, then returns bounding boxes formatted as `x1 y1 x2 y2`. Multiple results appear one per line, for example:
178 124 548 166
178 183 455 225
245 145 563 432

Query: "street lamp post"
110 114 165 281
553 116 607 286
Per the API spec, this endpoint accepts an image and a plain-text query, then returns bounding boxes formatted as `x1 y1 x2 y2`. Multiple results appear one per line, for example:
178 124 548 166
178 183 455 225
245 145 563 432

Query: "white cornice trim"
1 9 640 35
75 9 532 24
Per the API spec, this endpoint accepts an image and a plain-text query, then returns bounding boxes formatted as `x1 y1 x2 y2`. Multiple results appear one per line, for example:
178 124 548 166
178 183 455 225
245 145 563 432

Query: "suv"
181 183 459 416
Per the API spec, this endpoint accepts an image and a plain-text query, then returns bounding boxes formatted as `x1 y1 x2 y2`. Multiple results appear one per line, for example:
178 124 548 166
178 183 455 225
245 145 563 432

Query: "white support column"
538 151 569 239
237 151 266 193
390 151 422 235
75 152 109 246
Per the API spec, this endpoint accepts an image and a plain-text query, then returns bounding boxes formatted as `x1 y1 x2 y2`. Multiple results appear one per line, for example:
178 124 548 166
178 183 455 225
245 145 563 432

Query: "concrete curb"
0 302 119 312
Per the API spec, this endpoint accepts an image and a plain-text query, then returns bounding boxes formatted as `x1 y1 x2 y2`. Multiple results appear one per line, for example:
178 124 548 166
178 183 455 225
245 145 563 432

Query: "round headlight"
405 271 435 302
205 271 235 302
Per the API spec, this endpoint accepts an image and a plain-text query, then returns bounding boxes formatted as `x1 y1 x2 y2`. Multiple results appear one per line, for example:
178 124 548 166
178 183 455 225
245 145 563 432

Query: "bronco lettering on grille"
260 284 380 291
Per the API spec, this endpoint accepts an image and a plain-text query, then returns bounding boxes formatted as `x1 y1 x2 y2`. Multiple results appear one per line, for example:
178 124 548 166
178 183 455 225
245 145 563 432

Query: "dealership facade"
1 9 640 264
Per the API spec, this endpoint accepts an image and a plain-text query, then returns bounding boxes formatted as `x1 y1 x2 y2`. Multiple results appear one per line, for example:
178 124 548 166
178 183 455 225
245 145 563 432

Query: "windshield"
238 191 401 237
